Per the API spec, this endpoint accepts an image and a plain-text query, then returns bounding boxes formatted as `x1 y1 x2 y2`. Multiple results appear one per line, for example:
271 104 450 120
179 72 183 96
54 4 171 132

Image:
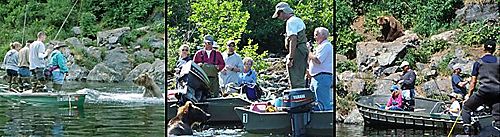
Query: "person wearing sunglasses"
219 40 244 92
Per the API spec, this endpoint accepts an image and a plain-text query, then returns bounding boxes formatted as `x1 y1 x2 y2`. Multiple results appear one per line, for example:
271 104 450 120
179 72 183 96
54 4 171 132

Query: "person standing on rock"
451 64 469 97
219 40 244 89
397 61 416 111
29 32 52 92
193 35 225 98
305 27 333 111
48 44 69 92
461 40 499 135
272 2 308 89
18 40 33 92
2 42 21 91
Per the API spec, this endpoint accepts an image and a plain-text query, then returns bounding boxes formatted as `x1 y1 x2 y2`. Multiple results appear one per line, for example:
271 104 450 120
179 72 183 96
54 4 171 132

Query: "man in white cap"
273 2 308 89
193 35 225 98
397 61 416 111
451 64 469 97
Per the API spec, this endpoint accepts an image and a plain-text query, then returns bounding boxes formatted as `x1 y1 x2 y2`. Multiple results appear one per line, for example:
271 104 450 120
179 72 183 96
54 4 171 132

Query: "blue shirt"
451 73 466 95
48 50 69 73
239 69 257 85
471 54 497 76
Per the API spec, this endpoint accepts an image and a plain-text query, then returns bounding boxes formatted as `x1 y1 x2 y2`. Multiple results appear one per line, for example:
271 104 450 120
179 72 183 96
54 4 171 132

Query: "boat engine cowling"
283 88 315 137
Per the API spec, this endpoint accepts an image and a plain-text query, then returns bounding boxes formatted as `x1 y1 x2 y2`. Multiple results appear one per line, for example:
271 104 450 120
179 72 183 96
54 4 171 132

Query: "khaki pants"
287 43 308 89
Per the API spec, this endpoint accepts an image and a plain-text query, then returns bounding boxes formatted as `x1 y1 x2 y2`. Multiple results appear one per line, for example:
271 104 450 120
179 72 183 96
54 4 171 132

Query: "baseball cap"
204 35 214 44
399 61 410 68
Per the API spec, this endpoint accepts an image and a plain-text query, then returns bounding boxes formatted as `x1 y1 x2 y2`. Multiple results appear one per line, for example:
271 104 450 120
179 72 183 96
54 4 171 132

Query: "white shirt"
29 41 48 70
308 40 333 76
205 49 212 58
450 101 461 116
219 52 244 86
286 16 306 37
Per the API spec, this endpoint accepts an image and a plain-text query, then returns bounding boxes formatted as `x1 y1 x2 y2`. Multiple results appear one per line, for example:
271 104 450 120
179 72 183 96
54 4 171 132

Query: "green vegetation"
399 40 450 68
70 46 99 69
457 20 500 45
336 0 363 59
336 60 358 73
237 39 269 73
437 53 454 77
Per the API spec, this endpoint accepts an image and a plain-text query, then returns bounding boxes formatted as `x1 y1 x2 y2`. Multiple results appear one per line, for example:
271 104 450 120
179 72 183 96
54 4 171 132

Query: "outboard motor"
283 88 315 137
176 61 211 104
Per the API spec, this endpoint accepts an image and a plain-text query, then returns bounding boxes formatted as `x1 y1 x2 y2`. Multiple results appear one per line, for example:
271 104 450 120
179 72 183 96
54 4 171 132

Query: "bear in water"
133 73 163 98
167 101 211 135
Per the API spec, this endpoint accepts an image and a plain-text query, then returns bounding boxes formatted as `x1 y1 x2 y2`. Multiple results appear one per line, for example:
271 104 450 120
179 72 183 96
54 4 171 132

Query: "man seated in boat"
443 93 462 119
384 85 403 111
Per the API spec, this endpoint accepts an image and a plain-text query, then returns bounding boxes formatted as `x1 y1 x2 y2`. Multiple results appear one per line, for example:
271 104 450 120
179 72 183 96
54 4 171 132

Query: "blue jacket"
48 50 69 73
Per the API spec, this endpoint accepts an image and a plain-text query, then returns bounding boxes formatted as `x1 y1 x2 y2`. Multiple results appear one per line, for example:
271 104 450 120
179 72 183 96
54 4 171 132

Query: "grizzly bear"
133 73 163 98
167 101 211 135
376 16 405 42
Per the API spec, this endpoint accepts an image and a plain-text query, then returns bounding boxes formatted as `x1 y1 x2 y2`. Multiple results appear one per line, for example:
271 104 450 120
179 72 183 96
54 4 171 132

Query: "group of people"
1 31 70 93
382 40 499 135
175 2 334 111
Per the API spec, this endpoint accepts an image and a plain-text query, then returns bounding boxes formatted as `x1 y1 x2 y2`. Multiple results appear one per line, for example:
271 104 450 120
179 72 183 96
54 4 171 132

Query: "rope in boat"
447 103 464 137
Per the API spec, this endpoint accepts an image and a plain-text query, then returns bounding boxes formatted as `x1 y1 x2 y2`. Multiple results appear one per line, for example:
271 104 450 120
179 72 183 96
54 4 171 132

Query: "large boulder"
336 54 348 62
455 4 498 23
65 37 83 48
66 64 89 81
87 48 133 82
343 109 364 125
356 32 419 73
148 59 165 84
422 78 451 97
97 27 130 45
346 79 365 95
125 63 153 81
430 29 460 42
86 63 123 82
133 50 155 63
373 73 401 95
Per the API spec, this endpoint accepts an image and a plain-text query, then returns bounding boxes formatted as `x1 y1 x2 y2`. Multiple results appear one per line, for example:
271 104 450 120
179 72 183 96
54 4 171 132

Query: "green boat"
233 107 334 136
0 92 87 107
167 97 252 123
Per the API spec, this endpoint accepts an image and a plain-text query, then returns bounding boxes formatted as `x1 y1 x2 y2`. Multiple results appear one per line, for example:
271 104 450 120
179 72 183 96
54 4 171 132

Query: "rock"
346 79 365 94
344 109 363 124
373 73 401 95
356 33 419 73
86 63 123 82
66 64 89 81
125 63 153 81
455 4 498 23
339 71 356 81
82 37 93 46
86 47 103 62
136 26 150 32
72 27 81 35
455 48 466 59
422 78 451 97
148 60 165 84
133 50 155 63
416 62 426 71
97 27 131 45
430 29 459 42
87 48 133 82
336 54 348 62
382 66 398 76
422 68 437 79
65 37 83 48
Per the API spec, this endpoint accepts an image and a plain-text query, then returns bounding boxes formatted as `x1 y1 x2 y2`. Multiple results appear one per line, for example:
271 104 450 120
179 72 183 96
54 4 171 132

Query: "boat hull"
167 97 252 123
234 107 334 136
0 92 86 107
356 95 493 130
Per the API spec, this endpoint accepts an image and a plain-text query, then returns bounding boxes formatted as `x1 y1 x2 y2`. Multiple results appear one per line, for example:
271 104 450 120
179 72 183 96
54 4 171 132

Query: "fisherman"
461 40 500 135
397 61 416 111
2 42 21 91
451 64 469 97
47 44 69 92
272 2 308 89
193 35 225 99
18 40 33 92
29 32 52 92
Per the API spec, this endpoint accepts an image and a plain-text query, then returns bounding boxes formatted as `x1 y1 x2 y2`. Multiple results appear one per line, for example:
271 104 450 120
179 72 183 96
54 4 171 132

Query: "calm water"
336 123 468 137
0 81 165 136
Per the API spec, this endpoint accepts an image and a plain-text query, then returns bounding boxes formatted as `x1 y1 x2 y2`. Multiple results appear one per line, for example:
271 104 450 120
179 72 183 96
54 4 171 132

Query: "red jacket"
193 49 225 71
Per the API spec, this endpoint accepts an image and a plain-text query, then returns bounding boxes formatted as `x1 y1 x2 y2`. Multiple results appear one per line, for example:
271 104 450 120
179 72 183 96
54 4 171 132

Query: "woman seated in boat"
175 44 192 89
444 93 462 118
385 85 403 111
238 57 261 101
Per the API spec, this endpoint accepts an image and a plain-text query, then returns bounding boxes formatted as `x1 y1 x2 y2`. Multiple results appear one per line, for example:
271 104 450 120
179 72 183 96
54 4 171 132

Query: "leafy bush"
457 20 500 45
400 40 450 67
79 12 100 38
167 26 183 72
69 46 99 69
336 60 358 73
189 0 250 50
336 91 360 116
336 0 363 59
438 53 454 76
237 39 269 74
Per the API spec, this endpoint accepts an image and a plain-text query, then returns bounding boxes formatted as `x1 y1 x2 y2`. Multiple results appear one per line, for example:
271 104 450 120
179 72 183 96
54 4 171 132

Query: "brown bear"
376 16 405 42
167 101 211 135
133 73 163 98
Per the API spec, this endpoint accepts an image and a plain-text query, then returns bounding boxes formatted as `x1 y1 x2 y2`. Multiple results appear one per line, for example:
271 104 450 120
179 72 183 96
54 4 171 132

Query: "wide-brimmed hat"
399 61 410 68
452 64 463 71
272 2 294 18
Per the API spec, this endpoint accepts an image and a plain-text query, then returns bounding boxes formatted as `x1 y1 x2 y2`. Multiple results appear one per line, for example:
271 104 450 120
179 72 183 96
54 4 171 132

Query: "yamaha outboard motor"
283 88 315 137
177 61 211 104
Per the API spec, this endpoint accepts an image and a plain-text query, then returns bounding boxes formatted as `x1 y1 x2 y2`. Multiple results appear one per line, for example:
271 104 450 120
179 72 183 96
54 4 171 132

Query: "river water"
0 81 165 136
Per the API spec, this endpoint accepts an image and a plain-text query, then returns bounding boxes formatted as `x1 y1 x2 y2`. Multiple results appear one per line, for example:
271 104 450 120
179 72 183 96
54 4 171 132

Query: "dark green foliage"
79 12 100 38
399 40 450 68
457 20 500 45
437 53 454 76
336 60 358 73
336 0 364 59
70 46 99 69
